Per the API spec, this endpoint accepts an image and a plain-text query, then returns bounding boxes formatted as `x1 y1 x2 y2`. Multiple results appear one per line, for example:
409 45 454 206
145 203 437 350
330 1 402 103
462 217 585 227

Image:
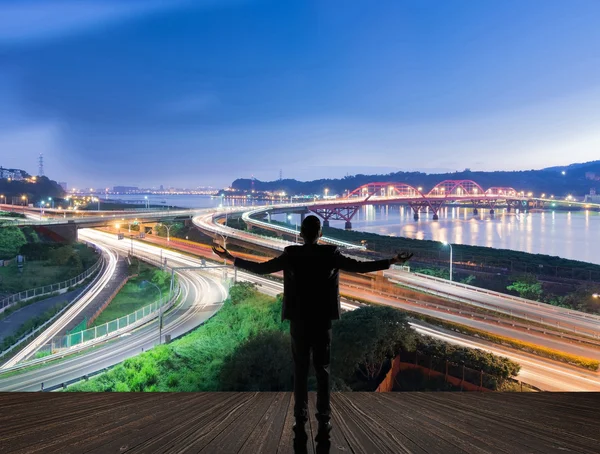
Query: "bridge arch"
348 182 424 198
426 180 486 197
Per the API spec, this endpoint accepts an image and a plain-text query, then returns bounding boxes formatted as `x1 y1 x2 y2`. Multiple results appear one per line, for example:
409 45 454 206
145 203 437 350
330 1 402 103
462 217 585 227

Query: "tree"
0 227 27 259
560 283 600 314
332 306 416 386
507 274 543 301
218 331 293 391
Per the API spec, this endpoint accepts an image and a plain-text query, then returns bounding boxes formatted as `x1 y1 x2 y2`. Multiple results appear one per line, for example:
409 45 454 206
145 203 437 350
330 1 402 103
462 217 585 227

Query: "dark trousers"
290 319 332 423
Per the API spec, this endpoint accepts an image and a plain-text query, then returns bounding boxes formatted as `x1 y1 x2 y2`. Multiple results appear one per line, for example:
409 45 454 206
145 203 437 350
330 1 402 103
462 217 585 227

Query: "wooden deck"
1 392 599 453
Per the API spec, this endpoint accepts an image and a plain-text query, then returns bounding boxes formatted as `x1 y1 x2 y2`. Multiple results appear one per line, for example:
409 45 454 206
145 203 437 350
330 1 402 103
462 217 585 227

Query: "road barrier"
0 256 103 314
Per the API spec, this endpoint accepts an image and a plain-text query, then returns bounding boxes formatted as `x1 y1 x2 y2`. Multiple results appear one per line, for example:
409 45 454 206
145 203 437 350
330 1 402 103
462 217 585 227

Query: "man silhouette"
212 215 412 440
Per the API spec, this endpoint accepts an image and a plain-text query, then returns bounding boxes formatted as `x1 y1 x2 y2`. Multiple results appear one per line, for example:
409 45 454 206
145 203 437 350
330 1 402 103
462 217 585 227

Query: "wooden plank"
1 392 600 454
419 393 599 453
277 391 314 454
238 392 290 454
119 392 258 454
203 393 279 453
377 393 514 453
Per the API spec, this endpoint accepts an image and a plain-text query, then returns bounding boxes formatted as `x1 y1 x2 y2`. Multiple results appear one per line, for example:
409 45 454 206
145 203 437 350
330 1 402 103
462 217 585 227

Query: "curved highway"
0 229 229 391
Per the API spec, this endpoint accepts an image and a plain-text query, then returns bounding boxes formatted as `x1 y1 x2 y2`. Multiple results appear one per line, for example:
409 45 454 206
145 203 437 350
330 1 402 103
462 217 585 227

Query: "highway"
1 228 599 391
0 229 229 391
1 242 119 368
383 268 600 337
195 209 600 351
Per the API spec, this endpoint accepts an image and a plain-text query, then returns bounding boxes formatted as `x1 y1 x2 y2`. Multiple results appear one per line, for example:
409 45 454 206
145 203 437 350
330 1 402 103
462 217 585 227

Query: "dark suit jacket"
233 244 392 322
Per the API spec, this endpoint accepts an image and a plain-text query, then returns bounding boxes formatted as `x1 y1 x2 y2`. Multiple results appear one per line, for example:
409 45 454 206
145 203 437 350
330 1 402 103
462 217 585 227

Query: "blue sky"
1 0 599 189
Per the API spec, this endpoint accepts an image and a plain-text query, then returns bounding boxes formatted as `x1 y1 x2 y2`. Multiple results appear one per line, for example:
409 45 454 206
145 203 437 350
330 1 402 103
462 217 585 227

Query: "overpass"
0 204 204 242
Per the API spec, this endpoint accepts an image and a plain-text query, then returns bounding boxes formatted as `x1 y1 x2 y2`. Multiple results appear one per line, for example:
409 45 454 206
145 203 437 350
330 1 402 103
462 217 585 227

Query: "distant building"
585 172 600 181
584 188 600 203
113 186 139 193
0 167 25 180
59 182 68 191
159 184 164 191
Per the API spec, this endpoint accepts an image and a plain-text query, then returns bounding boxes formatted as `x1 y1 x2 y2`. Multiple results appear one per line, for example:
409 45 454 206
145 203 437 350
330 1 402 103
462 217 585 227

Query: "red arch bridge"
307 180 533 229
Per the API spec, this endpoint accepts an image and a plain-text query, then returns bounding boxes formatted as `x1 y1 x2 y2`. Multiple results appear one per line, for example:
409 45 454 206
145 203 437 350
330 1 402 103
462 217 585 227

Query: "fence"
43 279 180 353
392 351 517 391
0 256 104 314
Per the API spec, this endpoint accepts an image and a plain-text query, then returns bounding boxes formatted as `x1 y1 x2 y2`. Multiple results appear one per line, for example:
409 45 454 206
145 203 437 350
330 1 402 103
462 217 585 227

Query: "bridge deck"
1 392 598 453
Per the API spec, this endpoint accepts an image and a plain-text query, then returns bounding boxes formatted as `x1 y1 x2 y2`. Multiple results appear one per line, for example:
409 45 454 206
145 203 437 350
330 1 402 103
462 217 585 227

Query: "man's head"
300 215 322 244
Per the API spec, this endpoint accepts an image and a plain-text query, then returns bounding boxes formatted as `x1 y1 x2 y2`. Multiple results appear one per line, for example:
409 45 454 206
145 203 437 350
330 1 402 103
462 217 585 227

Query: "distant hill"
0 175 65 204
231 161 600 197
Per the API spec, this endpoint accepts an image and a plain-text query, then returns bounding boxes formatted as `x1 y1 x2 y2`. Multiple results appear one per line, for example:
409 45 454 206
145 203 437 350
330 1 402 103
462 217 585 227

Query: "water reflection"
330 204 600 265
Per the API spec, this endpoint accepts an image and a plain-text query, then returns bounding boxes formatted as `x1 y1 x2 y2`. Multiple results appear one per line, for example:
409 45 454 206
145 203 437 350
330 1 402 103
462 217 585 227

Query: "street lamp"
593 293 599 299
324 188 329 198
39 201 45 220
141 280 163 346
442 241 453 282
160 223 175 242
287 214 298 242
48 197 54 209
144 195 148 209
21 195 28 213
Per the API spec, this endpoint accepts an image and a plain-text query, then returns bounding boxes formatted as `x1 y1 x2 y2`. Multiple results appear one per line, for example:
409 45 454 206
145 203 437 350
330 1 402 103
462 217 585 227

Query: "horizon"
1 1 600 188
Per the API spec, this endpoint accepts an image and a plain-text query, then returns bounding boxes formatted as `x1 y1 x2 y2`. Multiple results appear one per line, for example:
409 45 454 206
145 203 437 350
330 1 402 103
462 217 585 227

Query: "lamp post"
21 195 28 213
442 241 453 282
144 195 148 209
593 293 599 299
160 223 174 242
48 197 54 209
0 194 5 205
141 280 163 346
39 201 45 220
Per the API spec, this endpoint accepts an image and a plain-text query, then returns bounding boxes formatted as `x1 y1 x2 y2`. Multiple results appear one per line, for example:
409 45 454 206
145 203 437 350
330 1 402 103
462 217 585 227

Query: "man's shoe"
315 421 332 441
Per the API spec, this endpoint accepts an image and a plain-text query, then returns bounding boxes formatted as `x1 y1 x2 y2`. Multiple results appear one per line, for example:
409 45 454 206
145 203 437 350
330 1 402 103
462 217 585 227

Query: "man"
212 215 413 440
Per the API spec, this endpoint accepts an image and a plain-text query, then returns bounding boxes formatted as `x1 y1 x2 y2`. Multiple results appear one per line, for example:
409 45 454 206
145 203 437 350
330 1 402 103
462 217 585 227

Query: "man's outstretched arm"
212 245 288 275
334 249 413 273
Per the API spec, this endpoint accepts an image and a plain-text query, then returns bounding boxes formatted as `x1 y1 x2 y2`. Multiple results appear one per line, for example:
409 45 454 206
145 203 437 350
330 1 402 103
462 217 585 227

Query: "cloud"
0 0 221 44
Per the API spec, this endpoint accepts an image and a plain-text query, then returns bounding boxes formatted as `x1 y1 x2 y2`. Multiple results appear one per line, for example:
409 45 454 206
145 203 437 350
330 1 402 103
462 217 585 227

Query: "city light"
592 293 599 299
561 171 566 175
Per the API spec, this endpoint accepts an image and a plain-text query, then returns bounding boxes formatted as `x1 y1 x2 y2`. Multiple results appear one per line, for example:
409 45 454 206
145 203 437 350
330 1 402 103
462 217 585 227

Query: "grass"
0 244 99 294
67 283 284 392
88 262 171 328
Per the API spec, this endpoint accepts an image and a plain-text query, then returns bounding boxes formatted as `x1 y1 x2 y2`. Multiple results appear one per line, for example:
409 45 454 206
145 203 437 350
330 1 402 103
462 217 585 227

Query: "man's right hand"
390 252 413 265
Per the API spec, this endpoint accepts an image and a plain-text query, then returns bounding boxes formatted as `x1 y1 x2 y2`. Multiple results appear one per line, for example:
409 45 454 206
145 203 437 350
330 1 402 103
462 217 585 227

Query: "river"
105 194 599 265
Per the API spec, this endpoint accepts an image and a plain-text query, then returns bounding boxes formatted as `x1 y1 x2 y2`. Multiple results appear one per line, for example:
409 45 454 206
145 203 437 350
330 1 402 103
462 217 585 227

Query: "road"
384 268 600 337
0 230 229 391
2 227 599 391
1 243 119 368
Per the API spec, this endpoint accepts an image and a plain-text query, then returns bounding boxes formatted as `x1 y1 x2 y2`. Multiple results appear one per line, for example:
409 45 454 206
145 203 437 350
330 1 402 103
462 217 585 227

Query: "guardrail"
0 256 106 362
342 281 600 341
0 270 181 375
396 270 600 322
0 256 104 314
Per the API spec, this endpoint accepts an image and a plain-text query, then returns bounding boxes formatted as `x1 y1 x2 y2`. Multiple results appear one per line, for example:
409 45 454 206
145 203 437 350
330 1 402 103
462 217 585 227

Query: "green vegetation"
0 243 99 294
0 226 27 259
67 283 519 392
332 305 416 390
0 300 69 352
507 274 544 300
89 261 171 327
